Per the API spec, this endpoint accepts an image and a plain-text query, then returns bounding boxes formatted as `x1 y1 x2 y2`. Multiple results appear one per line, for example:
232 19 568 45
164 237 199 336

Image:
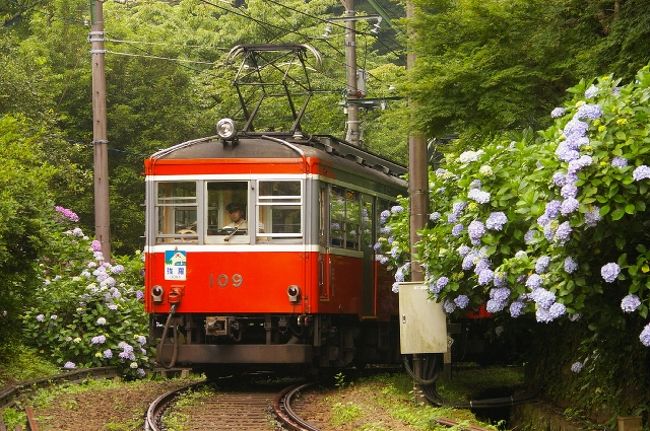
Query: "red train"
144 128 406 372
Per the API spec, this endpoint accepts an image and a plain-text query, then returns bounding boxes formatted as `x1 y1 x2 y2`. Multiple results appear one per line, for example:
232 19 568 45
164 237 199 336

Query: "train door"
318 183 330 301
360 194 376 317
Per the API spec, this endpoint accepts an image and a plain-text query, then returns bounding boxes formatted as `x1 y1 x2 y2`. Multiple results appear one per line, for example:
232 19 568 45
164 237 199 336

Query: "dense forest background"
2 0 649 255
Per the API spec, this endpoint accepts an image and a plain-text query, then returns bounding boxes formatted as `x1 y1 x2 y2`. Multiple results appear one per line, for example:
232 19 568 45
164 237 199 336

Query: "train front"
143 132 318 371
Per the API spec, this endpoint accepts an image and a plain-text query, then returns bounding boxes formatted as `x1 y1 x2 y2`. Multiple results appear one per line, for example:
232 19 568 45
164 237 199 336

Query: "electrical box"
398 282 447 354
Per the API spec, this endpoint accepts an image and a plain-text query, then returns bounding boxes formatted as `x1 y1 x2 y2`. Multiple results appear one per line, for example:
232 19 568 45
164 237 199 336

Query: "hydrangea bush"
22 207 149 378
377 66 650 348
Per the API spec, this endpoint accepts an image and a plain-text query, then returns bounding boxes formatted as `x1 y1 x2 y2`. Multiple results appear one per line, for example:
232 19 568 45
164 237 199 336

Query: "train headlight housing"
151 285 164 303
287 285 300 303
216 118 236 139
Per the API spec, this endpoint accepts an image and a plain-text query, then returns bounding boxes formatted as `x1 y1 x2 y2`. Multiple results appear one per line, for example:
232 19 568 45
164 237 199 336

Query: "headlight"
216 118 236 139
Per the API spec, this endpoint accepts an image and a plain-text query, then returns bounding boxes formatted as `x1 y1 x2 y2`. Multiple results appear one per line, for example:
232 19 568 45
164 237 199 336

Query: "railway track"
144 377 321 431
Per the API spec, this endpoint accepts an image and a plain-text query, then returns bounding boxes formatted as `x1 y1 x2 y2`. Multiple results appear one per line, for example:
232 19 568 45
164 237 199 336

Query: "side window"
330 186 345 247
345 190 360 250
156 182 197 243
257 180 302 240
206 182 249 242
361 195 374 251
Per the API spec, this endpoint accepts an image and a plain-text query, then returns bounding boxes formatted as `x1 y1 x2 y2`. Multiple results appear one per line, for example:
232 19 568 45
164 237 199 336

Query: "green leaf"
625 203 636 215
611 208 626 220
600 205 610 216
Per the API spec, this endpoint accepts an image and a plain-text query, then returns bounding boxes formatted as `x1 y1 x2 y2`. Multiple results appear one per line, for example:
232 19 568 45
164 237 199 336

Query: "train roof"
149 133 407 180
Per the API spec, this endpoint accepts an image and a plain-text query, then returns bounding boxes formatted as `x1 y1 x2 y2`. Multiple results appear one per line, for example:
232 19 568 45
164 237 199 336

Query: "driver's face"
228 210 243 222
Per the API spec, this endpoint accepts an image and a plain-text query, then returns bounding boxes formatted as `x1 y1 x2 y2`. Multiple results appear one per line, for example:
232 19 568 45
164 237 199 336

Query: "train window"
345 190 360 249
205 182 249 242
256 180 302 239
330 186 345 247
155 182 198 243
361 195 374 250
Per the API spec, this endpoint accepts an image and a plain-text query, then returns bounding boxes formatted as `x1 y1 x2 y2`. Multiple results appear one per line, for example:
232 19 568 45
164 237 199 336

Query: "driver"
225 203 247 231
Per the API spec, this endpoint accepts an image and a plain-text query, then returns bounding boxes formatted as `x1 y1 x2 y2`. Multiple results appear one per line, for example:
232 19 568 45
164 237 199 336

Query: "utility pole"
406 0 429 404
89 0 111 259
342 0 360 146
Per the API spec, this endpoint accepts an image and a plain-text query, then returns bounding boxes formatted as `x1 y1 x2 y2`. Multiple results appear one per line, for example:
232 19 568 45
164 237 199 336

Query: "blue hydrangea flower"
612 157 628 168
486 299 506 313
535 256 551 274
490 287 511 302
443 299 456 314
545 201 562 219
509 301 525 318
633 165 650 182
568 155 593 175
379 210 391 224
454 295 470 309
552 172 566 187
555 221 573 244
462 253 476 270
524 230 536 244
551 107 566 118
571 361 583 373
468 220 486 244
560 198 579 215
555 143 580 162
452 224 464 237
111 264 125 274
457 245 471 257
584 84 598 99
561 183 578 199
537 214 551 227
391 205 404 214
436 276 449 291
549 302 566 319
621 294 641 313
564 256 578 274
640 323 650 347
468 189 491 204
478 269 494 285
576 103 602 120
526 274 543 290
544 224 556 241
486 212 507 231
380 226 391 235
474 258 491 275
601 262 620 283
533 290 556 309
563 119 589 139
452 201 467 216
429 212 441 222
394 262 410 283
493 273 507 288
392 282 400 293
585 207 601 227
536 308 553 323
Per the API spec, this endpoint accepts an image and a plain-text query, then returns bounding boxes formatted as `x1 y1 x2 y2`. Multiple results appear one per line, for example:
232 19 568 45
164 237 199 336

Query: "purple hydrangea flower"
452 224 464 237
457 245 471 257
111 265 125 274
91 240 102 252
429 212 441 222
576 104 602 120
564 256 578 274
462 253 476 270
136 290 144 301
63 361 76 369
478 269 494 286
91 335 107 345
436 276 449 292
468 189 491 204
555 143 580 162
379 210 391 224
601 262 621 283
585 207 601 227
568 155 593 175
525 274 543 290
612 157 628 168
103 349 113 359
391 205 404 214
561 198 579 215
468 220 486 244
454 295 470 309
536 308 553 323
549 302 566 319
551 107 566 118
452 201 467 215
561 183 578 199
545 201 562 219
474 258 491 275
633 165 650 182
537 214 551 227
443 300 456 314
36 314 45 322
55 206 80 222
552 172 567 187
571 361 583 373
524 230 536 244
486 212 507 231
509 301 525 318
486 299 506 313
621 294 641 313
584 84 598 99
564 118 589 138
530 288 556 309
640 323 650 347
535 256 551 274
493 273 507 288
490 287 511 302
544 224 556 242
555 221 573 244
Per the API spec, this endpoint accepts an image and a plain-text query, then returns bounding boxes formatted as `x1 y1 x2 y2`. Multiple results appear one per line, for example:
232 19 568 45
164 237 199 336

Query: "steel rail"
144 380 206 431
273 382 320 431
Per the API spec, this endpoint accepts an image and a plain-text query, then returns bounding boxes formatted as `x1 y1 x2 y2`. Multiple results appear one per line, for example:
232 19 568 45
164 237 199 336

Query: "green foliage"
379 65 650 364
0 343 58 385
331 401 363 426
21 218 149 378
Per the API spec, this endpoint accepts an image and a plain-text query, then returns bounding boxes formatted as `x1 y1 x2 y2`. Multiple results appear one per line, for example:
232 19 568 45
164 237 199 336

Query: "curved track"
144 378 320 431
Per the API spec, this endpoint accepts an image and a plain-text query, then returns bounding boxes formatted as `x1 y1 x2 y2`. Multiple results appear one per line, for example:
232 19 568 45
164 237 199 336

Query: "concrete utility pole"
406 0 429 404
342 0 360 146
89 0 111 259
